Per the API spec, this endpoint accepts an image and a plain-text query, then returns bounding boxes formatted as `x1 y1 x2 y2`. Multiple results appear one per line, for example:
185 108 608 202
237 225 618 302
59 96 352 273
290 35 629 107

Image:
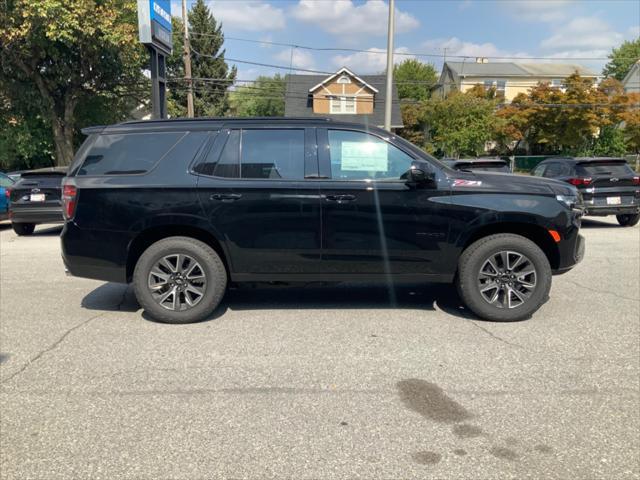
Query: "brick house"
284 67 403 129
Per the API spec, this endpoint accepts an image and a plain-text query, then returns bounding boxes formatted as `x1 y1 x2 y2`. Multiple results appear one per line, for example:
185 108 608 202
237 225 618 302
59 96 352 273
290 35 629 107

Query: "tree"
393 59 438 101
603 39 640 81
167 0 236 117
0 0 147 166
423 90 497 157
229 75 286 117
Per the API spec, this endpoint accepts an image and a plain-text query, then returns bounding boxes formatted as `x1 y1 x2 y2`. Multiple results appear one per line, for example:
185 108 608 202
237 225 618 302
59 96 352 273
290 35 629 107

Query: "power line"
189 30 640 62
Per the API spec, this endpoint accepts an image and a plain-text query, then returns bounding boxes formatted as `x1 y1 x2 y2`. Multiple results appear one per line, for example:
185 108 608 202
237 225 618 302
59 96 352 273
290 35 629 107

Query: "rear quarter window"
77 132 184 176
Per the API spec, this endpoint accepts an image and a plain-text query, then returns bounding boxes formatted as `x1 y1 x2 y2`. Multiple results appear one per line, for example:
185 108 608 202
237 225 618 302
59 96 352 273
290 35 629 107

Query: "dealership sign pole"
137 0 173 119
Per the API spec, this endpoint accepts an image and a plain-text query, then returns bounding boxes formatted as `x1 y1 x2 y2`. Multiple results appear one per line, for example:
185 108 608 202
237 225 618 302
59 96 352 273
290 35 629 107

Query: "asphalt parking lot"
0 218 638 479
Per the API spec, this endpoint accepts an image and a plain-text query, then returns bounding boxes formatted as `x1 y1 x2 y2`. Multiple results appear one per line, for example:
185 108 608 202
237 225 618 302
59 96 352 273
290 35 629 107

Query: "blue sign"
150 0 172 32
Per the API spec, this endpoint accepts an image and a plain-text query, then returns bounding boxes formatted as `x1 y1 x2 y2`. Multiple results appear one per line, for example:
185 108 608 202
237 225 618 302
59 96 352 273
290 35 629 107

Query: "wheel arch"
460 222 560 270
126 225 229 282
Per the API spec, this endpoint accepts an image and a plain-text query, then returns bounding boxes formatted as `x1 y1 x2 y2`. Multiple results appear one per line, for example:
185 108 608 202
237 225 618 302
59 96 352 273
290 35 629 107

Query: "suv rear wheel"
133 236 227 324
12 223 35 236
456 234 552 322
616 213 640 227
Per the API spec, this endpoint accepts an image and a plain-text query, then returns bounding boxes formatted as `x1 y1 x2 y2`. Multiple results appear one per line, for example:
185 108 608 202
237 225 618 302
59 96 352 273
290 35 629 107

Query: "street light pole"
383 0 395 132
182 0 194 118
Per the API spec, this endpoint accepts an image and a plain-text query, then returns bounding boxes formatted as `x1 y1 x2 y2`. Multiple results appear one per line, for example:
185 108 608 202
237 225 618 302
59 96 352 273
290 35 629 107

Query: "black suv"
61 118 584 324
533 157 640 226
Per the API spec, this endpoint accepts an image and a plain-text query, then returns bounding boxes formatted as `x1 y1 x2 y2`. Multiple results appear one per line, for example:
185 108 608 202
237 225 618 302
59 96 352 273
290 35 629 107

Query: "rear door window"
577 162 634 176
240 129 305 180
77 132 183 176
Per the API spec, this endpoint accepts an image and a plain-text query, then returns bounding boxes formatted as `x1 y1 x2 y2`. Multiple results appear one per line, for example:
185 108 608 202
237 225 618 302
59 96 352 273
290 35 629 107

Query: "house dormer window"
337 75 351 84
330 96 356 114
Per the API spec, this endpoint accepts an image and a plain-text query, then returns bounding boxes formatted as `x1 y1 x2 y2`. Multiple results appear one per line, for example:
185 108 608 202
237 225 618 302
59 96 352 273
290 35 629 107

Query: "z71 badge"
453 179 483 187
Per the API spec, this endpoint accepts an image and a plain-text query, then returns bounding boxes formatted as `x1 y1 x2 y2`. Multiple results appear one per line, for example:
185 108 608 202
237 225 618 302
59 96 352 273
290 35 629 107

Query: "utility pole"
182 0 194 117
383 0 395 132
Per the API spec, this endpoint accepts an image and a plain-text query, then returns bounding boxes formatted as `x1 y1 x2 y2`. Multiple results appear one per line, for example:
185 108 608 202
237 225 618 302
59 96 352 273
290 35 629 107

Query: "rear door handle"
325 194 356 203
210 193 242 202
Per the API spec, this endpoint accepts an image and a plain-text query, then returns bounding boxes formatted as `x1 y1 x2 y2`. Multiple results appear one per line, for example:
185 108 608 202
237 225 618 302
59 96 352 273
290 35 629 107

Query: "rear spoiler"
20 167 68 177
81 125 106 135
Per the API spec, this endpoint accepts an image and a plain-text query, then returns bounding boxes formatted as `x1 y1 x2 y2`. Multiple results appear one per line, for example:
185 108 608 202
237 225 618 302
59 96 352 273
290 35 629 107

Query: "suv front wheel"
133 236 227 324
456 234 552 322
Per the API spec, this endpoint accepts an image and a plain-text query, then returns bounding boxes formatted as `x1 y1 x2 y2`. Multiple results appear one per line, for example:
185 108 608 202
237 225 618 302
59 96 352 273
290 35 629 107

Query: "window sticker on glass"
341 141 388 171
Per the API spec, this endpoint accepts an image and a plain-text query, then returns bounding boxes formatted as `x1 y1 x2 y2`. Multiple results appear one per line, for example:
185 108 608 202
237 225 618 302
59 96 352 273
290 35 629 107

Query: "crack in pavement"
1 286 135 385
469 321 524 349
564 279 639 303
0 312 108 384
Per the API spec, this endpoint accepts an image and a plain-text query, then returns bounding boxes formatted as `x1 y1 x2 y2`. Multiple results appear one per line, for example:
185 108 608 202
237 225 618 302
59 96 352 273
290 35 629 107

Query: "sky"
169 0 640 80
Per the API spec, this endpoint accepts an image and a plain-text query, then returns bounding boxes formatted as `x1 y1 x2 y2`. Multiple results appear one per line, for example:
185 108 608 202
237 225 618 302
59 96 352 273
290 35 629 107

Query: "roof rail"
119 116 334 126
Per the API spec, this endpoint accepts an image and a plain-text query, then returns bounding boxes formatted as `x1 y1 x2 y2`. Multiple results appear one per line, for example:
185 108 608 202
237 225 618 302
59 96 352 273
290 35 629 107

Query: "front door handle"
210 193 242 202
325 194 356 203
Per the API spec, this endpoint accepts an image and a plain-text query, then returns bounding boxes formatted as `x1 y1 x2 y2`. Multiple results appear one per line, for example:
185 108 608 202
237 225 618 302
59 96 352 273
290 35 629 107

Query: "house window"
330 96 356 114
337 75 351 84
551 79 564 89
483 79 506 98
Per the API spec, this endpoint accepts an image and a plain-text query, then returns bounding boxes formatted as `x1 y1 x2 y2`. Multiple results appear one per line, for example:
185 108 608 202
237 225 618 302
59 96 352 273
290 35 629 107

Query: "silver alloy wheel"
477 250 537 309
148 254 207 311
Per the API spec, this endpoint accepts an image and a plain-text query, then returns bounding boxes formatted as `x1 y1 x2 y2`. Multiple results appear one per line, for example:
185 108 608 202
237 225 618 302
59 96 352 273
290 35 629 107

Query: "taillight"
567 177 592 186
4 188 10 199
62 184 77 220
633 176 640 186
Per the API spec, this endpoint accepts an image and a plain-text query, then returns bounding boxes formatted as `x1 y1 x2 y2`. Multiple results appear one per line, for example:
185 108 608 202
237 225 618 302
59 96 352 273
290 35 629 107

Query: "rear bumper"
10 206 63 224
584 204 640 216
61 222 130 283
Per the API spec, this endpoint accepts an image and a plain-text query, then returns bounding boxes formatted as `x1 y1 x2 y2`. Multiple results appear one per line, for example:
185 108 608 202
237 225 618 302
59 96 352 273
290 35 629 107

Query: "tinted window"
240 129 305 180
542 163 570 177
0 174 13 187
577 162 634 176
77 132 183 176
196 130 240 178
532 165 545 176
328 130 414 180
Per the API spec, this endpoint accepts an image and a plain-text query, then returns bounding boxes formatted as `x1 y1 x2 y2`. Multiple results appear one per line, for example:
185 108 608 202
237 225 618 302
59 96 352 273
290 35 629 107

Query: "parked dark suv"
8 167 66 235
61 118 585 324
441 157 511 173
532 157 640 226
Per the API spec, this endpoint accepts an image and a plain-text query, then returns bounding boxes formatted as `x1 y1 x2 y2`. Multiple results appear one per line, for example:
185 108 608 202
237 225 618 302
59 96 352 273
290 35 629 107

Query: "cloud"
627 25 640 40
274 48 316 72
421 37 529 62
206 1 285 31
331 47 413 74
540 17 623 50
291 0 419 37
505 0 573 23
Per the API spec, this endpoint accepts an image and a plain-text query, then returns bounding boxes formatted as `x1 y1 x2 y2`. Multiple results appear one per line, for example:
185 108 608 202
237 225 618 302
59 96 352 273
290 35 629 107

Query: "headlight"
556 193 580 209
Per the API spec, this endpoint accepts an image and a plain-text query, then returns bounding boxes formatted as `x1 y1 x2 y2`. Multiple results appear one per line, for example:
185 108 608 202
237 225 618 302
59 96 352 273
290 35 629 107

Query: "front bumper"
10 206 63 224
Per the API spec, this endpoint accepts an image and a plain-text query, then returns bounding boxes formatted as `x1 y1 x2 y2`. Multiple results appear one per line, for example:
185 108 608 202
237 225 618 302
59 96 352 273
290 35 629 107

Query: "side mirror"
404 166 436 188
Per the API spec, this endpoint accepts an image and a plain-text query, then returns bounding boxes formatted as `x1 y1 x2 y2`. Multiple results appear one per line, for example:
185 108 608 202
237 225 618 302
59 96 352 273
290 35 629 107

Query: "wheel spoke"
148 253 207 311
477 250 538 310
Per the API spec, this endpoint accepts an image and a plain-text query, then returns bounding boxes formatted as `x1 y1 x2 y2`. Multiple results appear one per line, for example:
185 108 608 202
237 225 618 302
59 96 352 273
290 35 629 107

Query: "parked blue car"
0 172 15 221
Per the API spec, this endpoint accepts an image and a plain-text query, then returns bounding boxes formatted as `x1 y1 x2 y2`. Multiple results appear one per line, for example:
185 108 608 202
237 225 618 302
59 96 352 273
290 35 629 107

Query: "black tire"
12 223 36 236
616 214 640 227
456 234 552 322
133 236 227 324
